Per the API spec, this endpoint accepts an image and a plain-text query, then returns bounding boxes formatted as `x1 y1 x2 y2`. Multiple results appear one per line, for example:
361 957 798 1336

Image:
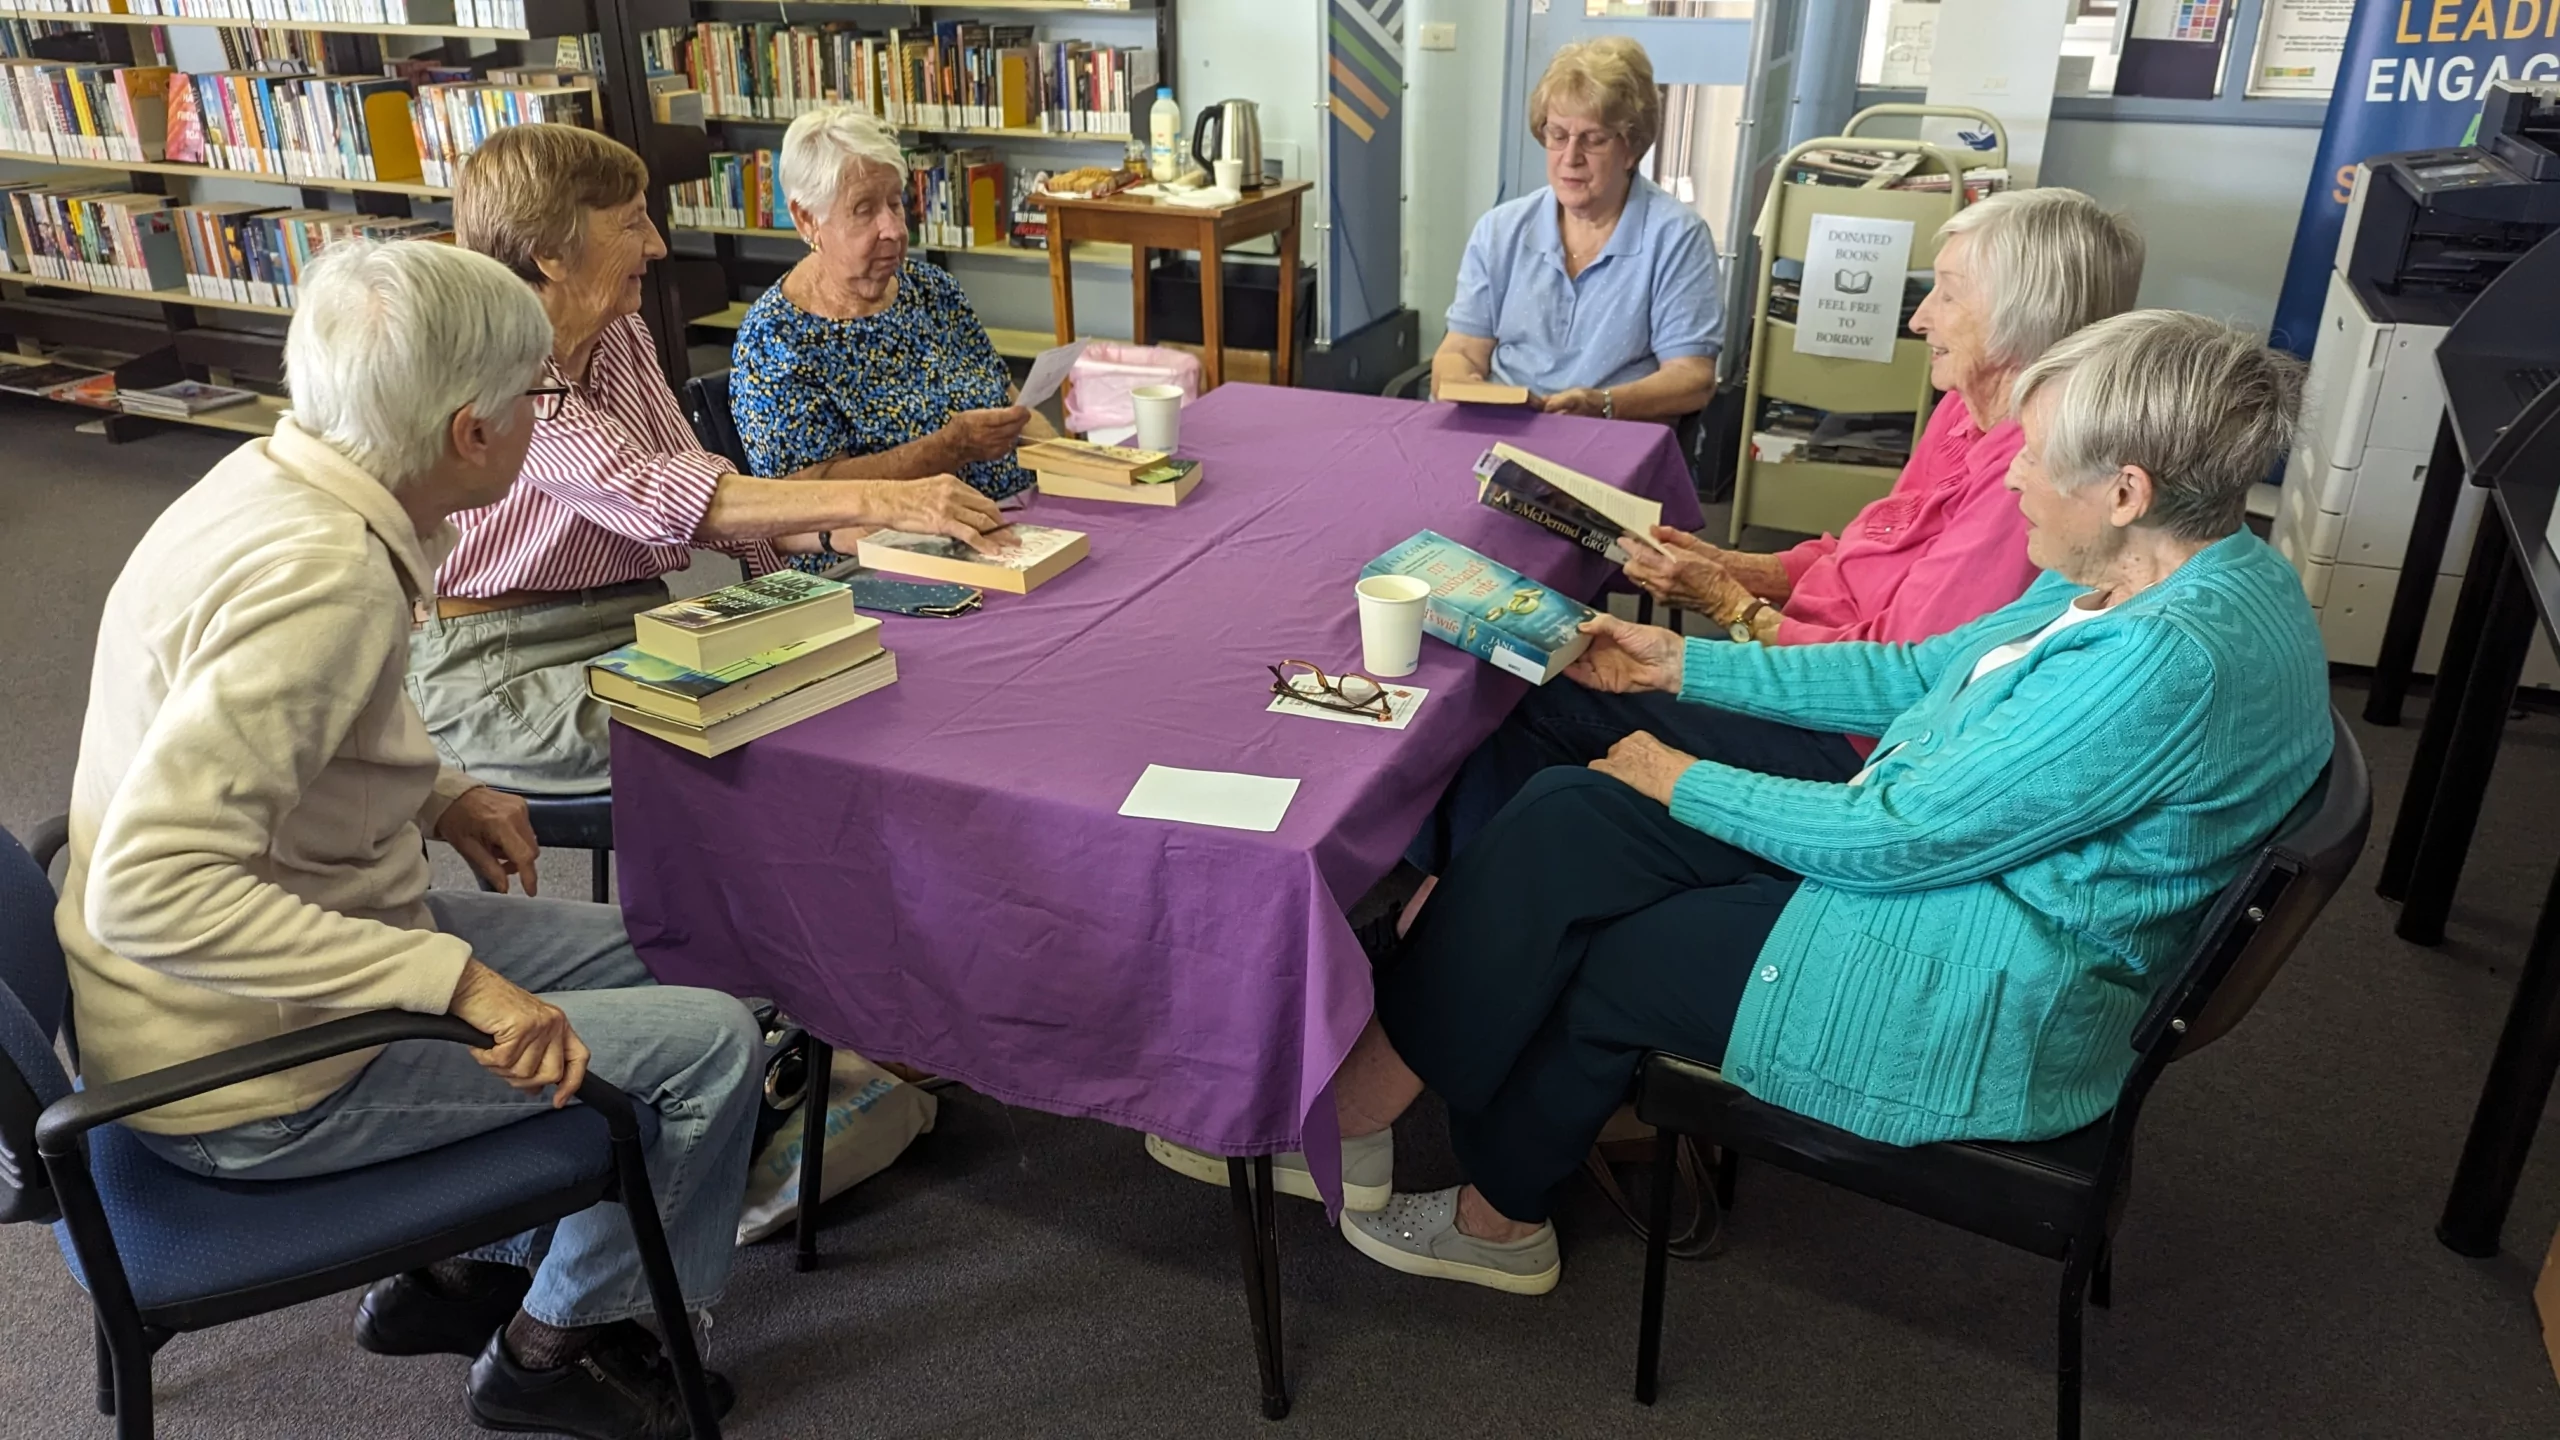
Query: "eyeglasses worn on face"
524 386 570 420
1269 660 1394 722
1541 126 1622 156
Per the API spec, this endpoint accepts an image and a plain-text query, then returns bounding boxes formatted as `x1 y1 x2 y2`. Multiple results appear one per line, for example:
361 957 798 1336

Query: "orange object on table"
1035 178 1310 393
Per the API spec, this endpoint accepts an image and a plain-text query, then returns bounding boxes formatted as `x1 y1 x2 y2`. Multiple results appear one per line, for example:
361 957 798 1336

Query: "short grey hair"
2014 309 2304 542
285 239 554 491
1938 188 2145 372
780 105 909 224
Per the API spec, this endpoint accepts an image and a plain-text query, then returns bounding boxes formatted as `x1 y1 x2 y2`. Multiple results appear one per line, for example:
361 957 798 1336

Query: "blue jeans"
139 891 761 1328
1406 679 1866 874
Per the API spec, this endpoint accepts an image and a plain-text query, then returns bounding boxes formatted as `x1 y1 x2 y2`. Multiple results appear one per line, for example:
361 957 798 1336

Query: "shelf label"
1794 213 1916 365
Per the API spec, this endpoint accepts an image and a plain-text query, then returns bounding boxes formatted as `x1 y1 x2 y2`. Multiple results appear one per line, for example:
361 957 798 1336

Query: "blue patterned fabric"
729 257 1031 577
57 1105 642 1311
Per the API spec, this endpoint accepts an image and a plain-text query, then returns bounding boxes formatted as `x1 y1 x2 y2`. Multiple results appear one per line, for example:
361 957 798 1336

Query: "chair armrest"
35 1013 493 1156
29 813 67 873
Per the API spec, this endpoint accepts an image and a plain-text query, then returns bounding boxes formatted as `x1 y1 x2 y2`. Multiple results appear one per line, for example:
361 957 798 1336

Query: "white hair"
780 105 909 224
284 239 554 491
1937 188 2146 372
2015 309 2304 542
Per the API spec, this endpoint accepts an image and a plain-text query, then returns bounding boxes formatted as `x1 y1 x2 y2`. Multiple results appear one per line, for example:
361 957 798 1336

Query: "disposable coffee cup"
1214 157 1245 192
1132 383 1183 453
1356 574 1433 678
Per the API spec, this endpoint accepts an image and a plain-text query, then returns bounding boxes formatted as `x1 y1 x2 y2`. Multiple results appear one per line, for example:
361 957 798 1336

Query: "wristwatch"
1728 599 1773 643
1601 388 1615 420
817 530 836 556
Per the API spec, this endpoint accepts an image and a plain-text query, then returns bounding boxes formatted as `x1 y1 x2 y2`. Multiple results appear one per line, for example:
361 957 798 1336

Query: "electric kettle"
1190 98 1265 190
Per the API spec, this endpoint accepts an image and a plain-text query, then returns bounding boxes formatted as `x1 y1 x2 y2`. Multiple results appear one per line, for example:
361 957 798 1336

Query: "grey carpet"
2 397 2558 1438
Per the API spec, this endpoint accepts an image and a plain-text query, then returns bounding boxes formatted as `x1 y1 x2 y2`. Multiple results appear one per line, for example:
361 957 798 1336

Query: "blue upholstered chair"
0 818 721 1439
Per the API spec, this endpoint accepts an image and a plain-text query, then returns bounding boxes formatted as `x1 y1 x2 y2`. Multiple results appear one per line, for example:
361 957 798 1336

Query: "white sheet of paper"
1120 765 1301 832
1016 340 1088 411
1793 214 1917 364
1267 678 1431 731
1083 423 1138 446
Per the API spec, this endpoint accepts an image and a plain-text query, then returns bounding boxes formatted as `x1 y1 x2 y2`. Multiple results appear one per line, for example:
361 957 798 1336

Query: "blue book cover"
1361 530 1598 684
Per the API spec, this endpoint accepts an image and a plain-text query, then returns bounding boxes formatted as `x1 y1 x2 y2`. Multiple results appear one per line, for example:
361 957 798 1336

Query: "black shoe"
465 1324 734 1440
355 1266 531 1359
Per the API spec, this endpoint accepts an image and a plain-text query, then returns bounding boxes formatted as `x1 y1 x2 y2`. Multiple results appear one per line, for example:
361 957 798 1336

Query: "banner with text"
1794 214 1917 363
2271 0 2560 351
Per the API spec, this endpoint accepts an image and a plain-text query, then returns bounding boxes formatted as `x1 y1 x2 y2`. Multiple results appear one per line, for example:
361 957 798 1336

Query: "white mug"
1356 574 1433 678
1132 383 1184 453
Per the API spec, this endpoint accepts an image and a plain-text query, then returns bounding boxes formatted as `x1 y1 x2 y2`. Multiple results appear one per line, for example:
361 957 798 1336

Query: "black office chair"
1631 710 2372 1440
683 370 751 472
1 818 720 1439
477 790 615 902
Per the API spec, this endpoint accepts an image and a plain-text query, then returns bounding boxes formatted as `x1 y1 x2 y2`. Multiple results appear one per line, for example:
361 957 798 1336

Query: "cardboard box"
2539 1223 2560 1382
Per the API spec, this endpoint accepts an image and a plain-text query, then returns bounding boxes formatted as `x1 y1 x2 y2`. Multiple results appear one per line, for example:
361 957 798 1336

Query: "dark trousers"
1375 767 1800 1224
1406 678 1864 873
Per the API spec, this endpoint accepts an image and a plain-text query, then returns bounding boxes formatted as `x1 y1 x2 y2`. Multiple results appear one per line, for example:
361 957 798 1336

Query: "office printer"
2337 81 2560 327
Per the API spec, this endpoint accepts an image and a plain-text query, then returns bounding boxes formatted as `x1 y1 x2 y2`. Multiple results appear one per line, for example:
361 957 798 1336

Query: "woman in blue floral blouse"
730 105 1041 571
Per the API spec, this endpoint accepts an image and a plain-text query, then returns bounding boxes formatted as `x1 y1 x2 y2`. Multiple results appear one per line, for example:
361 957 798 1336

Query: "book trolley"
1728 104 2006 542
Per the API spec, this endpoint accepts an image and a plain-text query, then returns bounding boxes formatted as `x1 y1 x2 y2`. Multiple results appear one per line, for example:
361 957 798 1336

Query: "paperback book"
1032 457 1201 507
1017 436 1168 486
1361 530 1600 685
1474 443 1663 562
117 379 257 416
632 571 856 671
586 616 882 727
855 524 1088 594
604 649 900 757
1436 379 1531 406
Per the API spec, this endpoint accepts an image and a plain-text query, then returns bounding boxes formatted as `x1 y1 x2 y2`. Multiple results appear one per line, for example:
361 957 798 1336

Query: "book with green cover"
603 650 901 757
1360 530 1600 684
632 572 857 672
586 617 883 727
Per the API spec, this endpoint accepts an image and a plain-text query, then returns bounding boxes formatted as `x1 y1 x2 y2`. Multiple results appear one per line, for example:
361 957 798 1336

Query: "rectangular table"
613 384 1701 1414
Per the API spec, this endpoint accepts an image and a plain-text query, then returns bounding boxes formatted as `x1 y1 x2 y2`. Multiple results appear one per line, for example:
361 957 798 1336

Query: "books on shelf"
631 571 859 673
588 616 883 728
1474 443 1663 563
181 71 428 183
671 142 1004 251
1788 146 2010 202
856 524 1087 594
645 20 1155 137
0 359 107 397
169 204 448 306
1362 530 1601 685
1750 399 1917 469
670 146 777 230
0 62 176 164
600 649 899 757
3 179 190 292
106 0 530 28
411 75 592 187
117 378 257 416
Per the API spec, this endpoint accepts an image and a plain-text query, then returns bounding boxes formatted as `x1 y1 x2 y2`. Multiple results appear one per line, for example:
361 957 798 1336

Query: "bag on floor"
735 1050 937 1244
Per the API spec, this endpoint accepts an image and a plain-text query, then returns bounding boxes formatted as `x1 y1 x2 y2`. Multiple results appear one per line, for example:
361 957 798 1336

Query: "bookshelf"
0 0 709 438
659 0 1174 383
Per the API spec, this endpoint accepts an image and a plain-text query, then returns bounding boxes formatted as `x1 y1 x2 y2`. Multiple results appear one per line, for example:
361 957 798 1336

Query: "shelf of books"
653 4 1170 379
0 0 594 41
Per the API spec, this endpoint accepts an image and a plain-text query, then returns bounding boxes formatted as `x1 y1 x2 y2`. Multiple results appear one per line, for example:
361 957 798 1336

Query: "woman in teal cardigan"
1335 310 2330 1294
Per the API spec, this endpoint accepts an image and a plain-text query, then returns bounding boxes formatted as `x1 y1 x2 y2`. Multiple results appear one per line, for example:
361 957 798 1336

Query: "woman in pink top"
1408 188 2144 875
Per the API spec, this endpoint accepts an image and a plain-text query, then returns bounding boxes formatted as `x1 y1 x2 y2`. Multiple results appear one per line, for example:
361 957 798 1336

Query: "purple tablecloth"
614 384 1701 1166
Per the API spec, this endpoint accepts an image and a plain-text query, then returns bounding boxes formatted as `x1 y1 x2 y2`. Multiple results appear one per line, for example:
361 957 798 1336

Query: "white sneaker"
1339 1188 1560 1295
1143 1128 1393 1212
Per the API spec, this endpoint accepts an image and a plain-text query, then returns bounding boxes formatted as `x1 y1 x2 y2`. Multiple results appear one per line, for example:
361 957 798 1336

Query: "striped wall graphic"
1327 0 1403 143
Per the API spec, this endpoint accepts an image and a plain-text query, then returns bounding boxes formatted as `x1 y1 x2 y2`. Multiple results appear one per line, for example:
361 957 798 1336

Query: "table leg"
2380 511 2511 904
2368 414 2470 727
1130 244 1151 346
1225 1155 1290 1421
1199 235 1227 391
2440 852 2560 1256
1276 205 1300 389
2393 524 2535 947
1047 227 1076 348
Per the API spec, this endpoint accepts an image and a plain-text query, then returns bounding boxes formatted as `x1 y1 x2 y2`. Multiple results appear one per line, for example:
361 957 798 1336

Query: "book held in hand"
1033 457 1202 507
586 617 883 728
855 524 1089 594
632 571 856 672
1361 530 1601 685
1436 379 1532 406
603 650 900 757
1475 442 1665 563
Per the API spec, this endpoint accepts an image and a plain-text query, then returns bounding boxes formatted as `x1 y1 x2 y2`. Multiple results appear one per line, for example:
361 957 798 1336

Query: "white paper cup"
1132 383 1184 452
1215 157 1245 192
1356 574 1433 678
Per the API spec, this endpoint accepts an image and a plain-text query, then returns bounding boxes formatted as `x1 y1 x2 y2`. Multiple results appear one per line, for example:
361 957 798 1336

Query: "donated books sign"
1792 214 1916 364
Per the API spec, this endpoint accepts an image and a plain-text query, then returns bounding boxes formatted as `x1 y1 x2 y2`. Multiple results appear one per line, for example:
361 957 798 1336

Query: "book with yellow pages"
855 524 1089 594
1017 436 1167 486
603 649 899 757
586 617 882 728
1033 458 1202 507
1436 379 1532 406
631 571 855 672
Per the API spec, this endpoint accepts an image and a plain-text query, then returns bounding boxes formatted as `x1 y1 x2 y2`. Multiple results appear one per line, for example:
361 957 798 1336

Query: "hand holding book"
1621 527 1756 621
867 475 1010 553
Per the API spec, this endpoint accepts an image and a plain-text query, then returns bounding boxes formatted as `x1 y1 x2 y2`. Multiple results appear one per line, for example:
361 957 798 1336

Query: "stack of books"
117 378 258 418
1788 146 2009 202
1020 437 1202 508
587 572 898 757
1751 399 1917 470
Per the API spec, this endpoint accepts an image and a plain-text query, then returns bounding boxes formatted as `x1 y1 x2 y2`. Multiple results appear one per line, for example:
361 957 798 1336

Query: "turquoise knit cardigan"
1668 533 2331 1146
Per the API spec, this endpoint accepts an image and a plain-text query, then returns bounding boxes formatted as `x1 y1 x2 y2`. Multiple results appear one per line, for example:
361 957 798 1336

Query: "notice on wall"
1792 214 1917 364
2246 0 2354 96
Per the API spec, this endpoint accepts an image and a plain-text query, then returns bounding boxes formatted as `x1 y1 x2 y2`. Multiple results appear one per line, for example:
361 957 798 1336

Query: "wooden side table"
1036 178 1310 390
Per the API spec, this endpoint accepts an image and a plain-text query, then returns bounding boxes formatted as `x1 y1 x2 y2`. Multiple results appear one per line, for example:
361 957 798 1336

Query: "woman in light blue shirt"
1430 36 1723 423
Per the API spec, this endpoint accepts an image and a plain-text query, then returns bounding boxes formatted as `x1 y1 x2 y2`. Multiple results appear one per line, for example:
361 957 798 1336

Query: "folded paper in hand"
1017 340 1088 411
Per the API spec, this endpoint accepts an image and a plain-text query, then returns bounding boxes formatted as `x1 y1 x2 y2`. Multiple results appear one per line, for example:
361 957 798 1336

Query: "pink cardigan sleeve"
1774 485 2038 647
